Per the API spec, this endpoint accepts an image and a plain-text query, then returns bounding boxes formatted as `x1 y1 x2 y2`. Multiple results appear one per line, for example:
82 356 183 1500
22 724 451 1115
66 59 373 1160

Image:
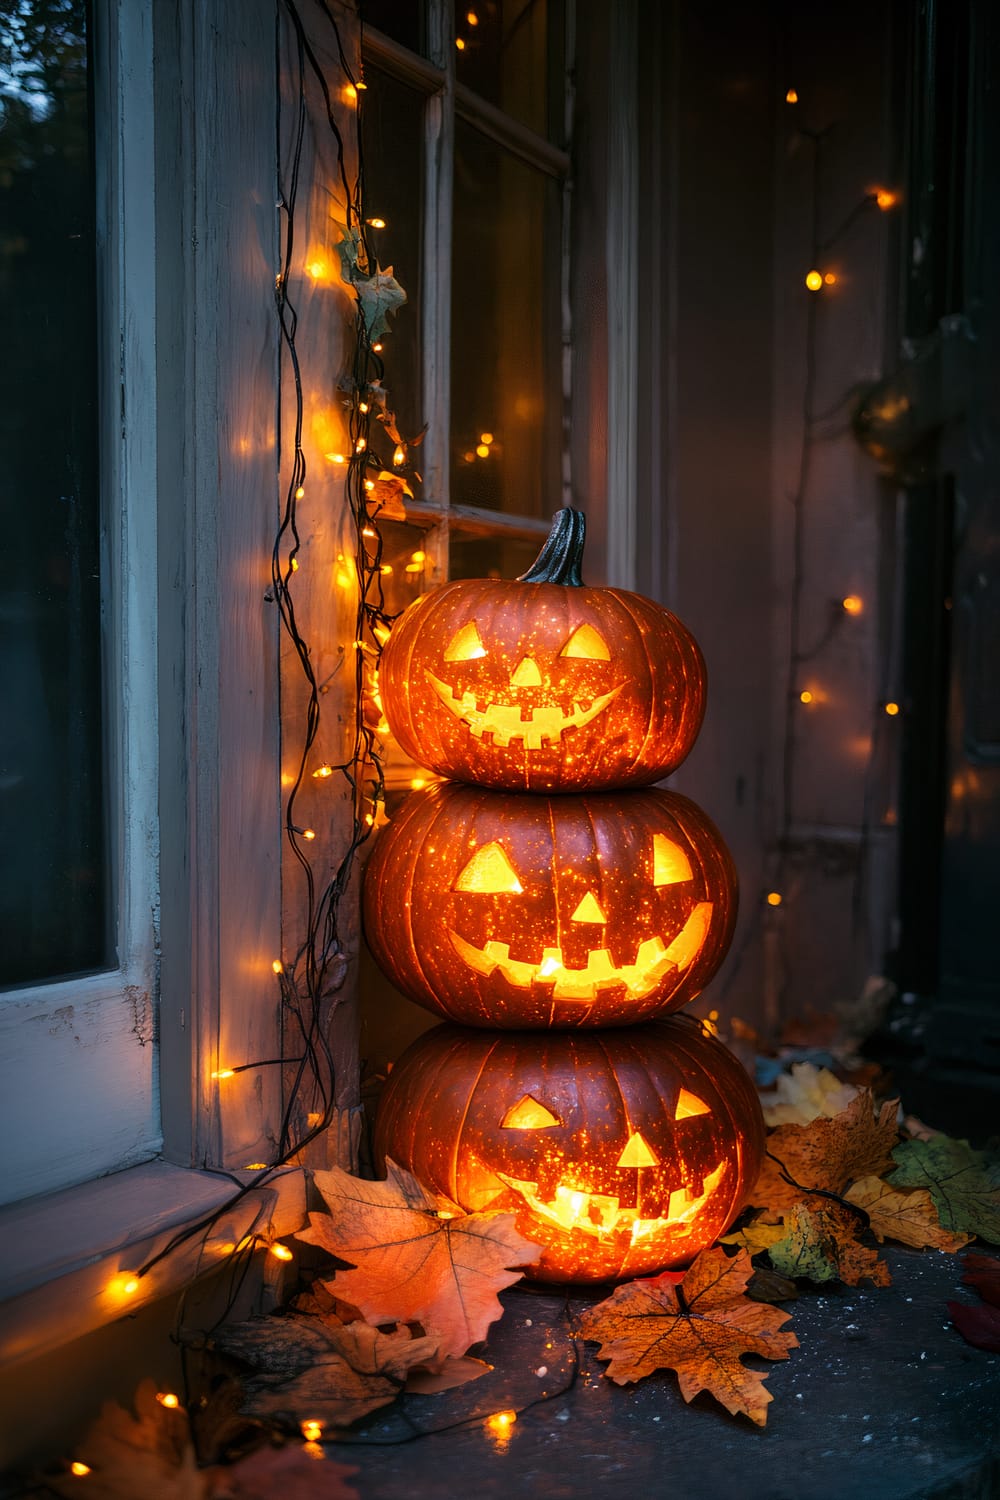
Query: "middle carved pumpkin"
364 781 737 1028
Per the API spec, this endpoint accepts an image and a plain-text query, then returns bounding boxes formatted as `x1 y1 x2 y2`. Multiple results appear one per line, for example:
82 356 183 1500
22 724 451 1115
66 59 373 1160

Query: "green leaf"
889 1137 1000 1244
334 223 407 341
768 1204 839 1284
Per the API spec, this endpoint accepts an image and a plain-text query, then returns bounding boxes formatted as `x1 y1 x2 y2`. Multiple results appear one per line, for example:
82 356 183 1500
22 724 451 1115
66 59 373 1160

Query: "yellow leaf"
721 1217 788 1255
845 1175 973 1252
762 1063 859 1127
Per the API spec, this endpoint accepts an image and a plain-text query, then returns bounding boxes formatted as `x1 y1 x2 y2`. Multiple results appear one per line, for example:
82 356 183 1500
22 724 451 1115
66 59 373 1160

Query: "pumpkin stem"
517 507 586 586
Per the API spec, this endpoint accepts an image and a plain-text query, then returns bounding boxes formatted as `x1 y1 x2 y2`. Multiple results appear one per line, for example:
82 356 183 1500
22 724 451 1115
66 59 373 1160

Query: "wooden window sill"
0 1159 305 1369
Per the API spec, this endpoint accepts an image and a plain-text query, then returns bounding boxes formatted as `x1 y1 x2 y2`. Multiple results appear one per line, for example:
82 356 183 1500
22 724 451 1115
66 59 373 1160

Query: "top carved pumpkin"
378 509 706 792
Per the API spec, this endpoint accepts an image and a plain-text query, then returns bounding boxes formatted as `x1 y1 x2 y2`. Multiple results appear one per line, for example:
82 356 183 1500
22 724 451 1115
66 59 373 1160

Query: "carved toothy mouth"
425 669 622 748
449 902 713 1002
498 1161 728 1243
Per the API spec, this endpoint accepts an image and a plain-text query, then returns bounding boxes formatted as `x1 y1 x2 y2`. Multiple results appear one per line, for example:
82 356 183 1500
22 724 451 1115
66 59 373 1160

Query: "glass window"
455 0 564 141
361 0 425 56
0 0 105 987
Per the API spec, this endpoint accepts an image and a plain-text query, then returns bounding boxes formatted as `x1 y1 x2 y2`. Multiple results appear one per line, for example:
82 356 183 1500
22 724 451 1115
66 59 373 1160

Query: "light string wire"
129 0 394 1294
720 117 891 1020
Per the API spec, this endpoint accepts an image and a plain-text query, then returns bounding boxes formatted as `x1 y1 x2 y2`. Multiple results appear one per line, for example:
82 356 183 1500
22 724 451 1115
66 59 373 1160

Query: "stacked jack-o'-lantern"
365 508 763 1283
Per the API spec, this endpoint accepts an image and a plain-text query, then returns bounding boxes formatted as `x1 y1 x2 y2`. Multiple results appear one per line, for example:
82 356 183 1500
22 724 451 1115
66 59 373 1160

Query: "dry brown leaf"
212 1313 438 1429
767 1201 891 1287
404 1356 493 1394
47 1383 357 1500
750 1089 899 1214
845 1175 972 1252
365 471 412 520
762 1063 859 1128
577 1247 797 1427
296 1160 541 1358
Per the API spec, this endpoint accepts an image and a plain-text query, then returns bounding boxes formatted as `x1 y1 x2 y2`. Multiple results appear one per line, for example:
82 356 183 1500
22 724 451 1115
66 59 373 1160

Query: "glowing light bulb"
70 1462 92 1476
336 568 353 587
364 479 375 492
484 1410 517 1451
295 485 305 499
290 557 299 572
343 83 358 103
306 260 327 280
455 36 466 50
326 452 347 464
799 689 814 704
359 401 369 413
302 828 316 841
875 188 898 210
480 430 494 444
245 1163 269 1171
301 1419 324 1442
156 1393 180 1409
476 443 490 458
355 437 366 452
367 217 386 229
312 765 333 779
393 445 405 466
410 549 426 563
116 1273 141 1295
467 9 479 23
372 341 383 352
885 701 900 716
823 271 837 286
842 594 863 615
356 78 367 91
211 1068 235 1080
805 269 823 292
271 958 285 973
766 892 783 907
270 1242 294 1261
785 88 799 103
380 563 393 575
464 450 476 463
410 777 427 790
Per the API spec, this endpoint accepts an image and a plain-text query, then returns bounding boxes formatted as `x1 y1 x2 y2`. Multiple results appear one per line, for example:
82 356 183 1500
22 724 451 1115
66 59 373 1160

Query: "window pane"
0 1 105 986
451 124 561 519
360 66 424 481
449 533 539 580
455 0 564 141
361 1 425 56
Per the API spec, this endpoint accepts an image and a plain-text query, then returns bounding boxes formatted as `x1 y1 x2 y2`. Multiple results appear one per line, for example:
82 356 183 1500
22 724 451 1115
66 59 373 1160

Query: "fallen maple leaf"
947 1299 1000 1353
750 1089 899 1214
962 1252 1000 1307
762 1063 859 1128
845 1175 971 1252
296 1160 541 1358
767 1201 890 1287
47 1382 357 1499
211 1313 438 1429
577 1246 797 1427
889 1137 1000 1244
721 1217 788 1256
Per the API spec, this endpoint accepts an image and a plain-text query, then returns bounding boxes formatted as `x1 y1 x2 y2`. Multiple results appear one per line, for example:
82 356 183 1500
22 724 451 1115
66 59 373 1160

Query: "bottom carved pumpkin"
374 1016 764 1284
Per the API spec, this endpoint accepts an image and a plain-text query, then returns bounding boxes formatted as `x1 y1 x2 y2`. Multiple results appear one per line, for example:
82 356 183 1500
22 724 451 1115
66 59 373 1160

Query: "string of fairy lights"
721 91 901 1023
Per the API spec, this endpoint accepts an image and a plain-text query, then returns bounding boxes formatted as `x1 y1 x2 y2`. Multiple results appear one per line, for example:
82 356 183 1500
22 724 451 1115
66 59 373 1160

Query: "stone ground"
329 1249 1000 1500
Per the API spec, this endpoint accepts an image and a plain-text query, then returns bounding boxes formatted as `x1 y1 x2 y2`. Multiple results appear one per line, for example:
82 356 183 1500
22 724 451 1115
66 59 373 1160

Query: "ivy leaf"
334 225 407 341
296 1160 541 1358
749 1089 900 1215
762 1063 860 1128
888 1137 1000 1244
576 1247 797 1428
210 1313 440 1429
844 1175 972 1252
766 1201 891 1287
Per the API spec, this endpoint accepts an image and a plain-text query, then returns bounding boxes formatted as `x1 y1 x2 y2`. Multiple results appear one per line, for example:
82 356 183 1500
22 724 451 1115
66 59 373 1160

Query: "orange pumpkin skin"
363 782 737 1029
375 1017 764 1284
378 513 705 792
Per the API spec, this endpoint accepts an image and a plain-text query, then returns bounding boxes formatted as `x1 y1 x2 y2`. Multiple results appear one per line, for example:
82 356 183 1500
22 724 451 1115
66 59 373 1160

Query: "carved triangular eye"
454 842 523 893
675 1088 711 1119
617 1131 660 1168
560 623 611 661
653 834 693 886
444 621 487 660
502 1095 561 1129
571 891 607 924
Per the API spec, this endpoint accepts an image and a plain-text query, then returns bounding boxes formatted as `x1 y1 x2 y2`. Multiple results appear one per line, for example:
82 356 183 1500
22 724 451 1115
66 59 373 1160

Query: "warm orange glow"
444 621 487 661
355 437 367 453
295 485 305 499
380 563 393 575
467 9 480 24
301 1419 324 1442
393 445 406 466
766 891 782 907
290 557 299 572
271 960 284 976
785 88 799 103
875 188 898 210
336 568 353 587
805 269 823 292
479 430 493 443
885 701 900 716
312 765 333 779
455 842 523 894
464 450 476 463
560 622 611 660
411 550 426 564
302 828 316 841
823 271 837 286
245 1162 269 1171
571 891 607 924
476 443 490 458
502 1094 561 1130
367 217 386 229
372 341 383 352
270 1242 294 1261
156 1393 180 1409
411 777 428 790
211 1068 235 1080
343 83 358 103
359 401 369 413
326 451 347 464
114 1273 140 1296
484 1410 516 1451
652 833 693 886
70 1462 92 1476
842 594 863 615
799 689 814 704
455 36 466 50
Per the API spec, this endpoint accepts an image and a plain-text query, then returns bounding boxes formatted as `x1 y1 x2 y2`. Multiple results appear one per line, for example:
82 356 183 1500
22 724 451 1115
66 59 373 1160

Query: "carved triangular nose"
510 656 542 687
617 1131 660 1169
571 891 607 924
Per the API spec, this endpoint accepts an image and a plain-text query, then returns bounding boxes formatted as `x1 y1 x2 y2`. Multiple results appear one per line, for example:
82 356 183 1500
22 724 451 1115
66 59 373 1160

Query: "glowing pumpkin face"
364 782 737 1028
377 509 705 791
375 1018 764 1283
